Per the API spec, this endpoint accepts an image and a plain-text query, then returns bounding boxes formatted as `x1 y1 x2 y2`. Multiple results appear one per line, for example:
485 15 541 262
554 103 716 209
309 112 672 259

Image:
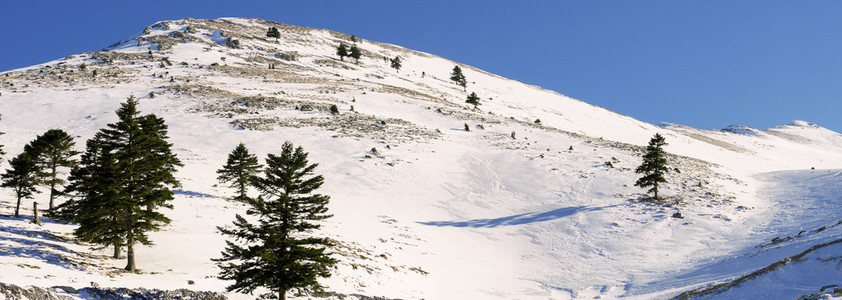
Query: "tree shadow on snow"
173 189 216 198
0 221 91 271
419 205 614 228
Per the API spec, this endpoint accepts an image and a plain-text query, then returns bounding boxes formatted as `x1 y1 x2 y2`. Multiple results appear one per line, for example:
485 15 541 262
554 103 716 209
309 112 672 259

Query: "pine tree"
349 45 361 63
267 27 281 39
215 141 336 300
336 43 349 61
60 96 181 271
390 56 402 72
217 143 261 202
2 152 40 218
635 133 669 200
466 92 480 109
25 129 80 211
55 134 125 258
450 65 467 90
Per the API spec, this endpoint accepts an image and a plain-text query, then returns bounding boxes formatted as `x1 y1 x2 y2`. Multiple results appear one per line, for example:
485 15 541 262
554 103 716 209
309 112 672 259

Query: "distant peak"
787 120 819 128
722 124 758 135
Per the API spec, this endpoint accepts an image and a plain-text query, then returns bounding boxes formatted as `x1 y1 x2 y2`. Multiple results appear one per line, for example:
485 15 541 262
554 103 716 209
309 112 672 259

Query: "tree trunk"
113 244 121 259
49 181 56 211
32 202 39 224
14 195 21 218
280 289 286 300
125 229 136 271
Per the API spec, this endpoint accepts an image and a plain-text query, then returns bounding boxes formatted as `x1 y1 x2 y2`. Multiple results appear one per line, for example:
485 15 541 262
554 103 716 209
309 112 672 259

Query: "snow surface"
1 17 842 299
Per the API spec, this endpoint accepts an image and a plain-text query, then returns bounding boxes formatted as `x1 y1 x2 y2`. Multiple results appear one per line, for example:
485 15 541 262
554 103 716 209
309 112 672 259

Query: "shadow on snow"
419 205 612 228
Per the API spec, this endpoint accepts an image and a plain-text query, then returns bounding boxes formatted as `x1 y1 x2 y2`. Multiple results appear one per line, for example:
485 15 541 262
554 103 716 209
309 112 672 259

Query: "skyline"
3 1 842 132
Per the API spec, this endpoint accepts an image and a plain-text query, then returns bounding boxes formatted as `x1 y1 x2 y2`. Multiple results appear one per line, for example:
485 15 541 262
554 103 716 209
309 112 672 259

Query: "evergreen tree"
215 141 336 300
267 27 281 39
450 65 467 90
350 35 357 43
2 152 40 218
336 43 349 61
55 134 125 258
466 92 480 109
635 133 669 200
59 96 181 271
217 143 261 202
349 45 361 63
25 129 80 211
390 56 402 72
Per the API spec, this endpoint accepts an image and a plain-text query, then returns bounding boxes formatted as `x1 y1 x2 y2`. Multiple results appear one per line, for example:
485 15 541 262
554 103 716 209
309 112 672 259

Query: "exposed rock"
224 38 240 49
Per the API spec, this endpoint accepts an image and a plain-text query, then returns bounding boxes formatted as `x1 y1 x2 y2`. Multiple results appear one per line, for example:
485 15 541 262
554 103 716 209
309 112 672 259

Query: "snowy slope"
1 17 842 299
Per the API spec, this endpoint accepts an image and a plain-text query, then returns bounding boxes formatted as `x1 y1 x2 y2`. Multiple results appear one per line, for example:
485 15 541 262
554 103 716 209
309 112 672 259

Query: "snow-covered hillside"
1 17 842 299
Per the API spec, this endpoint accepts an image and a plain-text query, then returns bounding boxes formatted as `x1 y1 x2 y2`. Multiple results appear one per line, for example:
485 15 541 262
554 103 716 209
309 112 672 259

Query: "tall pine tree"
635 133 669 200
2 152 40 218
57 96 181 270
25 129 80 211
215 141 336 300
450 65 467 91
217 142 261 202
55 134 125 258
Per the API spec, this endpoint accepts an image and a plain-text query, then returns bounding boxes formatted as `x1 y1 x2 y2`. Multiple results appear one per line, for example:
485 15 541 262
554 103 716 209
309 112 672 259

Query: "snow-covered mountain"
1 17 842 299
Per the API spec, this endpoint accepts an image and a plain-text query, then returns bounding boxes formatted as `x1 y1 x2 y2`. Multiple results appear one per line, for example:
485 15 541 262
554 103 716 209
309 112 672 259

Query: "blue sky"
3 1 842 132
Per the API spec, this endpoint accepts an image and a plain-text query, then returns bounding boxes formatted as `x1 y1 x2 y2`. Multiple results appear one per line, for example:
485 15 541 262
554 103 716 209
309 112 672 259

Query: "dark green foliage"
350 35 357 43
464 123 470 131
266 27 281 39
534 119 541 125
217 143 261 202
2 152 40 218
329 104 339 115
349 45 361 63
635 133 669 200
390 56 402 72
336 43 349 61
216 141 336 300
24 129 80 211
55 134 124 258
450 65 467 90
57 96 181 270
466 92 480 109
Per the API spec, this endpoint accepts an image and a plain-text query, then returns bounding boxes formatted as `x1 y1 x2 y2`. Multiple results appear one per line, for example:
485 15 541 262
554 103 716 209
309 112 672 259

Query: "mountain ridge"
1 17 842 299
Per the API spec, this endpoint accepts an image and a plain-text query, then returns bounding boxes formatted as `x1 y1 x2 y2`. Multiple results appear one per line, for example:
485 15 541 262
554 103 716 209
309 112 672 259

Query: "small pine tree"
390 56 402 72
635 133 669 200
24 129 80 211
466 92 480 109
2 152 40 218
350 35 357 43
217 143 261 202
336 44 349 61
464 123 470 131
450 65 467 90
349 45 362 63
215 141 336 300
329 104 340 115
266 27 281 39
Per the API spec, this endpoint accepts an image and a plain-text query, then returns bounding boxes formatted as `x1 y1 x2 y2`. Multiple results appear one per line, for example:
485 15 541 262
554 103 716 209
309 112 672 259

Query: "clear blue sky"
3 1 842 132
